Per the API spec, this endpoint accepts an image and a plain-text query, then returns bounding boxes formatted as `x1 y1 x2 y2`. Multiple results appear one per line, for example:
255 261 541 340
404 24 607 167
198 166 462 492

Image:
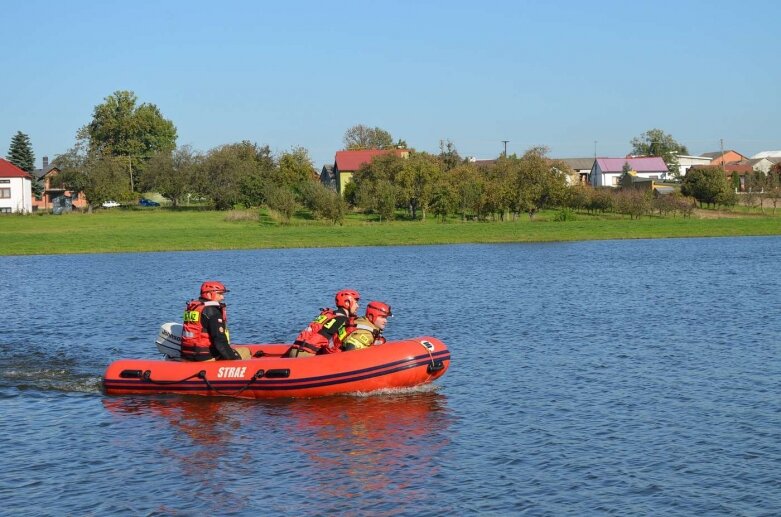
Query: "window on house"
0 188 10 198
0 179 9 184
612 177 619 186
0 207 10 213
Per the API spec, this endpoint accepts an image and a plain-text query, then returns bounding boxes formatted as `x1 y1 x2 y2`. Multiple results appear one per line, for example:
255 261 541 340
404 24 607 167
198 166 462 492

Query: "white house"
0 158 33 213
748 157 780 174
590 157 669 187
676 155 712 177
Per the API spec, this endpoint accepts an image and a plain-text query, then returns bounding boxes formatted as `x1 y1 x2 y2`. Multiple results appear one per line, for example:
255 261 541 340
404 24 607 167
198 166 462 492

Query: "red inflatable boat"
103 336 450 399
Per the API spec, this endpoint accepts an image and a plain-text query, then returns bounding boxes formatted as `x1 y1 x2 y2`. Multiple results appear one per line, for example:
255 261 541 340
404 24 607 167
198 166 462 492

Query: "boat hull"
103 336 450 399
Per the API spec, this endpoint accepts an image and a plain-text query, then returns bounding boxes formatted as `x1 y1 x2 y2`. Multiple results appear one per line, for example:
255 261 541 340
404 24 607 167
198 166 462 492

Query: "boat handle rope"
196 369 266 397
140 369 266 397
141 370 203 385
416 341 445 374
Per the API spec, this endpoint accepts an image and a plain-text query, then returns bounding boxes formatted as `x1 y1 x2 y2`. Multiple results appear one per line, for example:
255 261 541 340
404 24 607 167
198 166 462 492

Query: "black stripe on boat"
104 351 450 392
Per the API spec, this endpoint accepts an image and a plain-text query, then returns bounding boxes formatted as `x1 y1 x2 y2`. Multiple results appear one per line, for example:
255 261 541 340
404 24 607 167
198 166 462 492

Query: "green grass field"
1 207 780 256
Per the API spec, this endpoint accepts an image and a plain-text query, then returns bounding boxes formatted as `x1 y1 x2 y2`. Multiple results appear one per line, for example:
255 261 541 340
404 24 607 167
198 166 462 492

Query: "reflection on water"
101 388 453 515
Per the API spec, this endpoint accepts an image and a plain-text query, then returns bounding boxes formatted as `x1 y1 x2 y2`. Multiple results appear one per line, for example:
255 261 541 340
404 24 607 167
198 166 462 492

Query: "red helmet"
200 281 229 298
335 289 360 310
366 301 392 321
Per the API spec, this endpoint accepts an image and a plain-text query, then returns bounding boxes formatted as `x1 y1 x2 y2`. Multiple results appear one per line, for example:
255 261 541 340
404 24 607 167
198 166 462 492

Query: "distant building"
700 150 747 167
31 156 87 212
329 149 410 195
558 158 594 184
750 150 781 160
675 155 712 177
320 164 336 190
748 157 781 174
590 157 669 187
0 158 33 213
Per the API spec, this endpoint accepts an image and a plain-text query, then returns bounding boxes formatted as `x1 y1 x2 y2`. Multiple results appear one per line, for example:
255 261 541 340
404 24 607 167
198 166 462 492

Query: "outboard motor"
155 322 183 359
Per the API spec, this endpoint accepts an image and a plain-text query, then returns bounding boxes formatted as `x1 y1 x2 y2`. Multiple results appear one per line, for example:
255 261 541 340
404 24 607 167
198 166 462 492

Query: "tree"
630 129 689 180
79 90 177 191
141 145 202 207
681 167 734 208
53 146 133 211
430 181 457 221
198 141 263 210
343 124 394 150
447 163 483 220
397 152 442 220
277 146 315 191
438 140 461 172
351 152 405 217
513 147 570 219
7 131 41 198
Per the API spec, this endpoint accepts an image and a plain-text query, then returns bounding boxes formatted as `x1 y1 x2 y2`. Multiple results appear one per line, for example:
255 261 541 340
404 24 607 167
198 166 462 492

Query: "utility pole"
720 138 724 166
594 140 597 160
501 140 509 157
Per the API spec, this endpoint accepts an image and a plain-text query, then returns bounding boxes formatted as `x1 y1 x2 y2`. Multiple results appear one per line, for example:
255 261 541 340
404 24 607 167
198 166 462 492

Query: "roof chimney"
43 156 49 170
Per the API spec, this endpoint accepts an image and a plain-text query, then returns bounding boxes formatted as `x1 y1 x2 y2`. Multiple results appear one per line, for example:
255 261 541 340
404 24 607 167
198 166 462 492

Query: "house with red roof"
0 158 33 213
590 157 669 187
329 148 409 194
31 156 87 212
701 150 747 167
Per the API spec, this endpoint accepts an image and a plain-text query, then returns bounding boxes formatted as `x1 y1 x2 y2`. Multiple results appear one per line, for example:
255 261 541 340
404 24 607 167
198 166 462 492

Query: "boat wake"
348 383 441 398
0 354 103 395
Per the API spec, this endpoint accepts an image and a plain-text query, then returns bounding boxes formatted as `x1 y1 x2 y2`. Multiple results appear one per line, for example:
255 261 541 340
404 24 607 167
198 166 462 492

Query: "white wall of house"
0 177 32 213
751 158 775 174
676 155 711 177
591 166 666 187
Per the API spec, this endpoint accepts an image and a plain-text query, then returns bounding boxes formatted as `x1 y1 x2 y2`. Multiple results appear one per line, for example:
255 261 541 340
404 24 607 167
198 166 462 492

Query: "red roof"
0 158 32 178
334 149 405 171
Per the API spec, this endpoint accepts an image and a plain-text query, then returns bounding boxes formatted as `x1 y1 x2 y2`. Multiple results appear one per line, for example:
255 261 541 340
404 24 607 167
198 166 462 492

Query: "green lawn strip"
1 209 780 255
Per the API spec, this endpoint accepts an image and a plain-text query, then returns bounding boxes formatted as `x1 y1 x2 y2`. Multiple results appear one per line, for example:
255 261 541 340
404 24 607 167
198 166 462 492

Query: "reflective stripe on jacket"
181 300 227 361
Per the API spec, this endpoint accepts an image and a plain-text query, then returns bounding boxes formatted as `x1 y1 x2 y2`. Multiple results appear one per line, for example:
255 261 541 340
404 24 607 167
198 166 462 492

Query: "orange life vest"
181 300 227 361
293 308 353 354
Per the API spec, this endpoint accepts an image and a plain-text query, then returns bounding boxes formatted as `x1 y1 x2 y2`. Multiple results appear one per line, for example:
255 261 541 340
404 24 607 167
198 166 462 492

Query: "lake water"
1 237 780 515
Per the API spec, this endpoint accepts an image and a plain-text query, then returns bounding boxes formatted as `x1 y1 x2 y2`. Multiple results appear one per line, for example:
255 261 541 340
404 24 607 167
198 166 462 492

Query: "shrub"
553 208 576 221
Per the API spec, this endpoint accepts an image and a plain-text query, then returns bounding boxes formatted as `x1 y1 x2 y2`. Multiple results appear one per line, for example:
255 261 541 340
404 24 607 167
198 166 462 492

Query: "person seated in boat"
285 289 360 358
181 281 246 361
341 301 392 351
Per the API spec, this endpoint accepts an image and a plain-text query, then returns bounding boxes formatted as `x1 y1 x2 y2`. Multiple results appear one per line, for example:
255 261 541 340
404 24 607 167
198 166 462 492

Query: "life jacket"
294 308 353 354
181 299 227 361
341 317 384 350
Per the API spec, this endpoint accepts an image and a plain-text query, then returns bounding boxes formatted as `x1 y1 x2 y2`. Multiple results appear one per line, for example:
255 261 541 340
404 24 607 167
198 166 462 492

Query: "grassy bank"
1 207 780 256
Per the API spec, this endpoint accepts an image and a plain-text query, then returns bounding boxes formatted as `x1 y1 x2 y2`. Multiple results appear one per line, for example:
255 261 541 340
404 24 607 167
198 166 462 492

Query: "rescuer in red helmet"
180 281 242 361
341 301 392 351
285 289 361 358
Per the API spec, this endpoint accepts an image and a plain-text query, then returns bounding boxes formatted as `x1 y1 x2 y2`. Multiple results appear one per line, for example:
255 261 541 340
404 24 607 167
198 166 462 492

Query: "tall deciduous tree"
79 90 177 191
630 129 689 180
198 141 265 210
141 145 202 207
7 131 41 198
277 146 316 190
343 124 395 150
397 152 442 220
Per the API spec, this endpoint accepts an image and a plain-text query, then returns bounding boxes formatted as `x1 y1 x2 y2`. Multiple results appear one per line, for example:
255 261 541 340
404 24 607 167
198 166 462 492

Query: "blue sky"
2 0 779 168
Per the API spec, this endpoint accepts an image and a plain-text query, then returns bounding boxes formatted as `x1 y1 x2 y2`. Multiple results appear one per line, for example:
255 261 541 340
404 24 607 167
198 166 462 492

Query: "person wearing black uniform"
181 281 241 361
